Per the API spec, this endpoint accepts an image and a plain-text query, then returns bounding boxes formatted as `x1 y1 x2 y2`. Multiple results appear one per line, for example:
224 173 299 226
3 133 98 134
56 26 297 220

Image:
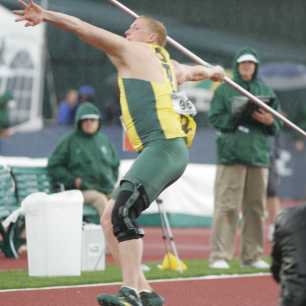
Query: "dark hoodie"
208 47 282 167
271 204 306 306
47 102 120 194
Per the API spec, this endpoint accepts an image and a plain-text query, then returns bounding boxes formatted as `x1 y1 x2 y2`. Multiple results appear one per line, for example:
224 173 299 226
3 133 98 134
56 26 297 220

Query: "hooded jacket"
47 102 120 194
0 91 12 129
208 47 282 166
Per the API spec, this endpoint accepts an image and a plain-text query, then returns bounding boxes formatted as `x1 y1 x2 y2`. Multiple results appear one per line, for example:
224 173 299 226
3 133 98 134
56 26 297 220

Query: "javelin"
108 0 306 138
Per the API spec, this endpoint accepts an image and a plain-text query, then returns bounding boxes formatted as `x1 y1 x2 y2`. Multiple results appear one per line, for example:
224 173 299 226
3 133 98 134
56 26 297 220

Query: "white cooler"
22 191 83 276
81 223 105 271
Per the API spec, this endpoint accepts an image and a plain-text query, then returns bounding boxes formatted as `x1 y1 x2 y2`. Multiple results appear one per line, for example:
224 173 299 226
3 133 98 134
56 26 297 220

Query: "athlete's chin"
126 36 141 43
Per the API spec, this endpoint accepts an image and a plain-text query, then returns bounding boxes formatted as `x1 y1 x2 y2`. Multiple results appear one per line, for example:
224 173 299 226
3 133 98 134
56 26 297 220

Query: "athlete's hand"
209 65 225 82
14 0 44 27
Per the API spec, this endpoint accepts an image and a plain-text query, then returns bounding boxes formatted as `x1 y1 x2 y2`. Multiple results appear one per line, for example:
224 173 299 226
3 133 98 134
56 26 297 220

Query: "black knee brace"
111 182 149 242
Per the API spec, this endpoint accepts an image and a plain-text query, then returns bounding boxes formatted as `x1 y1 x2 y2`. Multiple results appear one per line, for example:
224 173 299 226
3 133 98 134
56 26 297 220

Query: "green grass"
0 258 271 290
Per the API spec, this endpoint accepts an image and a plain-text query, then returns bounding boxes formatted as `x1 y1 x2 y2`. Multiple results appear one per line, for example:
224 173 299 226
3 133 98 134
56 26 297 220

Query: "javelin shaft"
108 0 306 137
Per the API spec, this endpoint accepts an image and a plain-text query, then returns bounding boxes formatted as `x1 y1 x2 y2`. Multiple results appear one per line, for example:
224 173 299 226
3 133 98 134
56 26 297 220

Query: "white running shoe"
209 260 230 269
241 259 270 269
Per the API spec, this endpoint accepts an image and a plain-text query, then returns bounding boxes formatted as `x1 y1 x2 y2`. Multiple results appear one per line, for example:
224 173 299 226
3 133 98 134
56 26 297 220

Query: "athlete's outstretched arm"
14 0 127 58
172 60 224 85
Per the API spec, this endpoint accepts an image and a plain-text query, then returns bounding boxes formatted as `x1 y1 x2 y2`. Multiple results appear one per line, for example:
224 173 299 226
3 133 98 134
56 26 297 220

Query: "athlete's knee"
111 181 149 242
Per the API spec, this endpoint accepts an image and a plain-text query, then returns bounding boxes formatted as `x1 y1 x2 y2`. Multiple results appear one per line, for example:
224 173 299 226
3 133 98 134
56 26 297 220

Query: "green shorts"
114 137 189 204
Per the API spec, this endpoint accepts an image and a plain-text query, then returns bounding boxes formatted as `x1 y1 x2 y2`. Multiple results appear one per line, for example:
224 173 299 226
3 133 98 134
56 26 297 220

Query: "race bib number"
172 91 197 116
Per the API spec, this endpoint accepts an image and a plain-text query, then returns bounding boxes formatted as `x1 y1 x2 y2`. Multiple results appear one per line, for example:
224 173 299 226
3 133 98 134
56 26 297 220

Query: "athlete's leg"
98 138 188 305
101 188 152 291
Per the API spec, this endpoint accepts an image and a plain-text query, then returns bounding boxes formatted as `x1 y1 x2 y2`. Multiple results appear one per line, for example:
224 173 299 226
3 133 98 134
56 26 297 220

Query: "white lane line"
0 273 271 293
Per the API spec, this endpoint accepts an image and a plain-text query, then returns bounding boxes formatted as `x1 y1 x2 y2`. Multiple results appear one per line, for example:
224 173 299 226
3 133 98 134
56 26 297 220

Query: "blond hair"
138 16 167 47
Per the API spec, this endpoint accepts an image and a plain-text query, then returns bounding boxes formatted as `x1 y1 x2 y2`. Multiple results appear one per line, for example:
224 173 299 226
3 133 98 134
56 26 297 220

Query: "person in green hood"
47 102 120 220
0 90 13 139
208 47 282 270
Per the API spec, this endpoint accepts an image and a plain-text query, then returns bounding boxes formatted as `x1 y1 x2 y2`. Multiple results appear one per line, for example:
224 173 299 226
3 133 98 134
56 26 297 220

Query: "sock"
139 289 153 294
121 286 139 296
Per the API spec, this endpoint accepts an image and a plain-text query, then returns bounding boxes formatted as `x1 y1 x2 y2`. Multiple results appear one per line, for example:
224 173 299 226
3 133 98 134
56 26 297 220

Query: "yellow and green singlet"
118 44 196 151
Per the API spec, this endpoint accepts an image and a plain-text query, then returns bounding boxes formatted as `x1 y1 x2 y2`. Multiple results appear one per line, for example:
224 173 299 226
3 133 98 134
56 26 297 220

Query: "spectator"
57 89 79 125
0 90 14 138
48 102 120 222
103 84 121 125
79 85 96 104
266 136 281 242
292 102 306 152
208 47 282 269
271 203 306 306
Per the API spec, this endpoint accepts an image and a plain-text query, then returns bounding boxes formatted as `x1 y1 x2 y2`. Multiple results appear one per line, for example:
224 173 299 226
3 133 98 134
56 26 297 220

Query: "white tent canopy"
0 4 45 131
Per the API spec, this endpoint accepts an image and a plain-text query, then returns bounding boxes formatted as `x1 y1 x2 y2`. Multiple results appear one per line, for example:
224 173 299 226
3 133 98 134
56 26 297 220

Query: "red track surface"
0 227 278 306
0 275 279 306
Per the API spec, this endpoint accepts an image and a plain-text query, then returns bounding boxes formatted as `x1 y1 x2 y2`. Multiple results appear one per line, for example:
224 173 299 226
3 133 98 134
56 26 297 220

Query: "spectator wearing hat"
48 102 120 221
208 47 282 269
79 85 96 104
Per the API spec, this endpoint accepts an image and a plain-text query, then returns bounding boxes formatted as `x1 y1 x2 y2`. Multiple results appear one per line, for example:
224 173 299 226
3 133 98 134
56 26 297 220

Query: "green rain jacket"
47 102 120 194
208 47 282 167
0 91 12 129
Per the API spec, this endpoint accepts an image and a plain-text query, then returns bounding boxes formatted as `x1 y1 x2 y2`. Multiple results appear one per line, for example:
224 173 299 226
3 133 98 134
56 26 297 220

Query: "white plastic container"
22 191 83 276
81 223 105 271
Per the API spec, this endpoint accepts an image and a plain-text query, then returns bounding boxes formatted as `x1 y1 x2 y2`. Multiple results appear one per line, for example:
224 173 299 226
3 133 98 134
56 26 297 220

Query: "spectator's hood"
232 47 260 83
75 102 102 132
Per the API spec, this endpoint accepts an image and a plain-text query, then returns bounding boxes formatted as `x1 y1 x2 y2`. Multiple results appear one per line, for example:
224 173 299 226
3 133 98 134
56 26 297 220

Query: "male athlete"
15 1 225 305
